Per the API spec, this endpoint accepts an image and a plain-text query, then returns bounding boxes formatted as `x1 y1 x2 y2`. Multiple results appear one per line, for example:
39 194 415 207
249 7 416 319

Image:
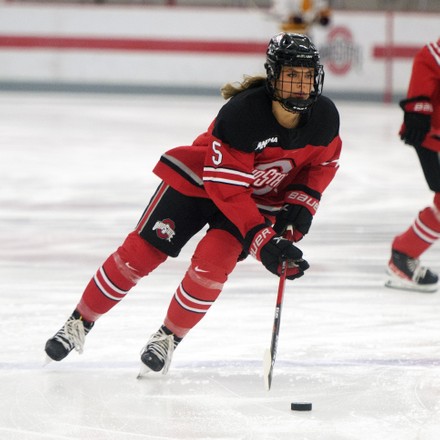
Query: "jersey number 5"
212 141 223 166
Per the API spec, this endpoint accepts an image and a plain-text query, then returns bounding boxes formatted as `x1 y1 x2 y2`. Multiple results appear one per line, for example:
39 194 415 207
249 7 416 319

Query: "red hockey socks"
164 229 242 338
392 205 440 258
77 231 167 322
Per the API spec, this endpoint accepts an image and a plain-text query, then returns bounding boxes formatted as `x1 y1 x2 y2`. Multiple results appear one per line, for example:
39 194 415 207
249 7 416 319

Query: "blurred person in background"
271 0 331 35
44 33 342 375
386 38 440 293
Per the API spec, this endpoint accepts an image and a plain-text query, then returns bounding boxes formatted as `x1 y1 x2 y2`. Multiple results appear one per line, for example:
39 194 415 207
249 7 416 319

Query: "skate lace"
406 258 428 283
54 318 86 354
406 257 419 274
145 331 175 375
405 256 430 282
412 263 427 283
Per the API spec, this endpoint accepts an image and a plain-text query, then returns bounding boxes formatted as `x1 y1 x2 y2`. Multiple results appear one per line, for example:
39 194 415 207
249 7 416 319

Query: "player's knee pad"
115 231 168 282
424 193 440 224
189 229 242 286
419 205 440 232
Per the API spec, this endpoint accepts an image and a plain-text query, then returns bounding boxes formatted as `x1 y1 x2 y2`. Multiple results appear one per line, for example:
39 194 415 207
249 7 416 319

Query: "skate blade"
136 363 152 379
43 355 54 366
385 274 438 293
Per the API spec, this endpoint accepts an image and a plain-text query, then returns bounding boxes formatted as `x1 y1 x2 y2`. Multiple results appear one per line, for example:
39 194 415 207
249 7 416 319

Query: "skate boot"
385 249 438 293
45 310 94 361
138 326 182 376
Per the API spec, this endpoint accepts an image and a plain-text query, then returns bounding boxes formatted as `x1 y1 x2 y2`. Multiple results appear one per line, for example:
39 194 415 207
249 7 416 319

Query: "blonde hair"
220 75 266 100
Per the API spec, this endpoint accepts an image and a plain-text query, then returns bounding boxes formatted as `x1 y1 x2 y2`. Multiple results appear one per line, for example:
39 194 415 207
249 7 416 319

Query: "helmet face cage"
265 33 324 113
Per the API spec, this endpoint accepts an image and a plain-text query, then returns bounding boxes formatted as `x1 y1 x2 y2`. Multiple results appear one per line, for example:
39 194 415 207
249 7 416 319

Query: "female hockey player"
45 32 342 374
386 38 440 293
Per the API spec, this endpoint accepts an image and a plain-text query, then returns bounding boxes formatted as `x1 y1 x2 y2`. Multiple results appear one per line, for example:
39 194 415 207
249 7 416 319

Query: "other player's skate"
385 249 438 293
45 310 94 362
137 325 181 378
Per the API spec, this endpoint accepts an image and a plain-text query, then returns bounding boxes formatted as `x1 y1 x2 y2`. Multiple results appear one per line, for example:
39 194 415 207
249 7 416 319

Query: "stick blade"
263 348 273 391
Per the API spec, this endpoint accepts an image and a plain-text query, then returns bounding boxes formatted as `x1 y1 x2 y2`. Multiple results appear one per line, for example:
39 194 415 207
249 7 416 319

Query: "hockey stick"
263 226 293 391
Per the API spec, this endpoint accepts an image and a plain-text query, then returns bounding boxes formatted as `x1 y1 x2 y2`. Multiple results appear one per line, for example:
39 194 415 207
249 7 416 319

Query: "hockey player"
45 33 342 374
386 38 440 293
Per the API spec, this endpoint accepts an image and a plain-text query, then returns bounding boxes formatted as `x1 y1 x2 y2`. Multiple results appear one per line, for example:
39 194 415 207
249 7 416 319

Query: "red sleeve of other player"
406 42 439 103
402 40 440 151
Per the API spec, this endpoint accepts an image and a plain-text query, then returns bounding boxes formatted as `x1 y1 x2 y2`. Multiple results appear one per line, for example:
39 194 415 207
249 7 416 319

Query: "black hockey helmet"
265 33 324 113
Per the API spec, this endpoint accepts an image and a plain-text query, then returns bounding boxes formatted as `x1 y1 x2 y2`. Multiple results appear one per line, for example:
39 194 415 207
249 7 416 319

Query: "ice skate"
137 326 181 378
385 249 438 293
45 310 94 362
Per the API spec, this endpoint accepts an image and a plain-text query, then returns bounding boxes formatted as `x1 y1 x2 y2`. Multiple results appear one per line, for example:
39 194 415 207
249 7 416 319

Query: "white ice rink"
1 92 440 440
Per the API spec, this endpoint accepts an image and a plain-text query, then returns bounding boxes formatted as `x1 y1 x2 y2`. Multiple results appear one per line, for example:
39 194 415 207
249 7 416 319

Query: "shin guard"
393 204 440 258
164 229 242 338
77 232 167 321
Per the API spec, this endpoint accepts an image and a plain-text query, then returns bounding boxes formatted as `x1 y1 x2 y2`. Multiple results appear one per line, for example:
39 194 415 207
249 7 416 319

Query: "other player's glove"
244 225 309 280
399 96 432 147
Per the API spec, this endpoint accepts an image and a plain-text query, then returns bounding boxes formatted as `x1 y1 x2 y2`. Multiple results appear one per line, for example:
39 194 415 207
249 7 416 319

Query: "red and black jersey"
154 85 341 239
402 39 440 152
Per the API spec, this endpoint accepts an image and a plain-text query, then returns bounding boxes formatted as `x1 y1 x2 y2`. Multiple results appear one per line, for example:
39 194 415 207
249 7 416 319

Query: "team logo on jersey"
153 218 176 242
252 160 293 195
254 136 279 151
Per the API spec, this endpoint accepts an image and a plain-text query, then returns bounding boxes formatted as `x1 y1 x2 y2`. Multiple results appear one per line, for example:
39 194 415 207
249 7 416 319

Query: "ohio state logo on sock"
153 219 176 242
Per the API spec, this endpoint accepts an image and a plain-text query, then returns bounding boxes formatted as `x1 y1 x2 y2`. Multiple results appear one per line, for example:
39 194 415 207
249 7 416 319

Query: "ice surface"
1 92 440 439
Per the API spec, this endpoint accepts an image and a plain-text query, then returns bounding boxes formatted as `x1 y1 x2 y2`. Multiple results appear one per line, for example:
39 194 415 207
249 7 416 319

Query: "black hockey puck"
291 402 312 411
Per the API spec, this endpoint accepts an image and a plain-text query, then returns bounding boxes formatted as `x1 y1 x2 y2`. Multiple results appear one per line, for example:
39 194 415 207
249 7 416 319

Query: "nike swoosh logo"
125 262 138 272
194 266 209 273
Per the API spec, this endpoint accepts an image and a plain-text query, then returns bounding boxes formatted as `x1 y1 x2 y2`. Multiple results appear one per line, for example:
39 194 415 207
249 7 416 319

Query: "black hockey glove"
237 217 271 262
273 205 313 242
244 225 309 280
399 97 432 147
274 190 319 242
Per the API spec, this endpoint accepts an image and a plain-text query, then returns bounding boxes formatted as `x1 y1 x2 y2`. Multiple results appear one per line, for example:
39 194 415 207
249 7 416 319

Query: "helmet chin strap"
280 96 313 113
